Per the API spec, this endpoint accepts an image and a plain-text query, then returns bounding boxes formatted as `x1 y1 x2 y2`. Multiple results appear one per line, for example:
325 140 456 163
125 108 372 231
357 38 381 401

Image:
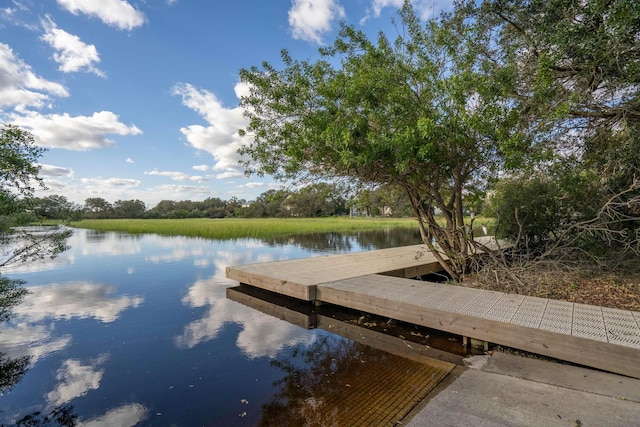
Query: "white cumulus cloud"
215 171 243 179
10 110 142 150
241 182 275 189
0 42 139 153
0 42 69 111
57 0 145 31
39 164 74 177
80 177 141 188
288 0 345 44
144 169 210 182
172 82 249 178
153 184 212 196
41 16 105 76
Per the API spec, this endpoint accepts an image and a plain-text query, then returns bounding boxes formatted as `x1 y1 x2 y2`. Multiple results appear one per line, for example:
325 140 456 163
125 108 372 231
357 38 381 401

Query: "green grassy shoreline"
70 217 421 240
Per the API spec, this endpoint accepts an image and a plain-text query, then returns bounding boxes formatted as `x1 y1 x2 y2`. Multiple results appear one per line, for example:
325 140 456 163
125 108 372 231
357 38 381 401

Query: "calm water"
0 227 422 426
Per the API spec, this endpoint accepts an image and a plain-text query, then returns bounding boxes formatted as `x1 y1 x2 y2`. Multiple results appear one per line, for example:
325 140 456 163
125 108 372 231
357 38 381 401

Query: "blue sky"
1 0 450 208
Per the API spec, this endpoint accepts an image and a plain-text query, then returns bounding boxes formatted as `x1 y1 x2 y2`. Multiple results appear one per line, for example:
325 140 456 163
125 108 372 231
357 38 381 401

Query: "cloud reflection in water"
47 354 109 406
15 282 143 323
0 322 71 363
0 282 142 367
175 250 316 358
78 403 149 427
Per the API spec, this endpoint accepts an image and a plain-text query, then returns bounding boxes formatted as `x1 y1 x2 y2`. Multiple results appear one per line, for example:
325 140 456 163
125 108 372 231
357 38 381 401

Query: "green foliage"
0 124 46 199
488 165 602 248
0 124 47 232
480 0 640 257
83 197 114 218
239 2 524 279
285 183 349 217
349 185 414 217
489 176 561 247
242 189 291 218
0 126 75 397
28 195 82 221
0 128 72 268
113 199 146 218
483 0 640 189
0 125 70 320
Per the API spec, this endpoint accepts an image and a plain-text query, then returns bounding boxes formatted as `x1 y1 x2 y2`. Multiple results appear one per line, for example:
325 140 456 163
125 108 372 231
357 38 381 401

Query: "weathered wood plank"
225 267 315 300
225 238 640 378
226 286 316 329
316 275 640 379
225 243 442 300
226 284 460 369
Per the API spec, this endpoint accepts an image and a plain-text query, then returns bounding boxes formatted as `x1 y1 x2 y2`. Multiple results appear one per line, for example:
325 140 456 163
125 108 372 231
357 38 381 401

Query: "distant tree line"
24 182 418 221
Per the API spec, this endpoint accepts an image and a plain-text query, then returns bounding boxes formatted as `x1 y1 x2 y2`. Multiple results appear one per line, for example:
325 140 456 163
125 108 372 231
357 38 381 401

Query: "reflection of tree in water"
0 277 31 396
84 229 108 243
0 321 80 427
262 228 421 252
10 404 77 427
0 319 79 427
260 335 351 427
260 335 423 427
351 228 421 250
0 265 78 426
0 352 30 394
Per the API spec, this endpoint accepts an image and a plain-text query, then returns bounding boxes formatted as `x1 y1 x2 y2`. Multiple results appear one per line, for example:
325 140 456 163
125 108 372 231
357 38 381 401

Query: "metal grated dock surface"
289 347 452 427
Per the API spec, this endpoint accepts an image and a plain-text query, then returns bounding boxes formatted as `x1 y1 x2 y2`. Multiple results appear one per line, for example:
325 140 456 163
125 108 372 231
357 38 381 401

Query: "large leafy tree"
482 0 639 175
1 125 70 308
84 197 114 218
239 2 524 279
286 183 348 217
0 125 46 201
482 0 640 251
29 195 81 220
112 199 147 218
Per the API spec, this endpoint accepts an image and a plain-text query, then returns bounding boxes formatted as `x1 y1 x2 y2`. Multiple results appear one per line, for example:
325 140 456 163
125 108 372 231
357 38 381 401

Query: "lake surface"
0 227 429 426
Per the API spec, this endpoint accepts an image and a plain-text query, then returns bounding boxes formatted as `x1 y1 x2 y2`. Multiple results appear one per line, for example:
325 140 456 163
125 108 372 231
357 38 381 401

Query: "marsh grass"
71 217 424 240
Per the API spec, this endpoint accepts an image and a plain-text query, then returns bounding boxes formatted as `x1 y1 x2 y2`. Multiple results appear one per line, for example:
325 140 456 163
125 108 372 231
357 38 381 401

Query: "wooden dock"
226 243 442 300
226 243 640 379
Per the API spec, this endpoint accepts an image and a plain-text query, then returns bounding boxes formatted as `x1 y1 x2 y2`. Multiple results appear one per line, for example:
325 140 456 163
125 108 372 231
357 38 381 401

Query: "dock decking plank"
225 239 640 378
316 274 640 378
226 236 503 301
226 243 442 300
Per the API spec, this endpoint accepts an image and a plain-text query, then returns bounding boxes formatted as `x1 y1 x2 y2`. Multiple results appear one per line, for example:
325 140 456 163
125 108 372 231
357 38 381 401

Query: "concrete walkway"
406 351 640 426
